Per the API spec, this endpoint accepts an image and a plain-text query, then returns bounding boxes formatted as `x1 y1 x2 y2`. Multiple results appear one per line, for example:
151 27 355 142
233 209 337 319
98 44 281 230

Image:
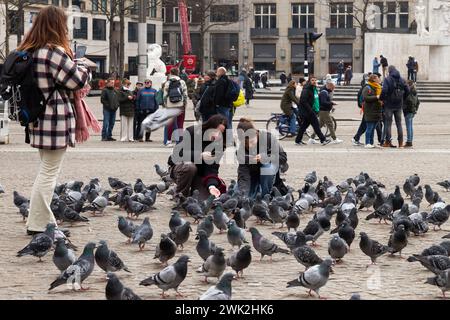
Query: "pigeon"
437 180 450 192
53 238 77 272
108 177 129 190
359 232 389 265
251 194 273 224
140 188 158 207
95 240 130 273
13 191 29 208
366 194 394 224
286 210 300 232
49 242 96 291
60 201 90 224
426 205 450 230
199 273 235 300
292 239 323 270
391 186 405 211
154 233 177 266
140 255 190 298
212 204 229 233
331 221 355 249
222 192 240 213
82 191 111 215
387 225 408 257
196 230 217 261
117 216 138 243
373 188 386 211
407 255 450 274
227 245 252 278
425 185 442 206
286 258 333 299
131 217 153 250
169 211 186 233
304 171 317 184
17 223 56 261
421 244 449 257
105 273 141 300
185 200 205 223
18 202 29 221
412 186 424 204
197 215 214 238
231 208 246 229
409 174 420 187
133 178 146 194
65 180 84 191
328 234 349 263
272 231 312 251
168 221 192 250
249 227 290 261
196 247 227 283
154 164 169 178
303 216 331 246
444 234 450 239
125 196 150 219
425 269 450 298
403 179 415 198
358 186 376 211
350 293 362 300
268 202 288 228
226 220 248 249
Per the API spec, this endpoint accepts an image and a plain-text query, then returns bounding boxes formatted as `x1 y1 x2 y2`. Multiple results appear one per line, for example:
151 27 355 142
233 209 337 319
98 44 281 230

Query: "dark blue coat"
380 69 410 110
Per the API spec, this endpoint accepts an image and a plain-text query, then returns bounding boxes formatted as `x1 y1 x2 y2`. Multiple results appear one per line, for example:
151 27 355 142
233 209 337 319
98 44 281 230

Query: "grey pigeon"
13 191 29 209
226 220 248 249
391 186 404 211
49 242 96 291
437 180 450 192
358 186 376 211
407 254 450 274
425 269 450 299
303 216 331 246
140 255 190 298
197 215 214 238
249 227 290 261
53 238 76 272
60 201 89 224
328 234 349 263
425 185 442 206
82 191 111 215
366 194 394 224
239 198 252 223
199 273 235 300
154 233 177 266
168 221 192 250
17 223 56 261
134 178 146 194
108 177 129 190
251 194 273 224
331 221 355 249
387 225 408 257
359 232 389 265
196 247 226 283
196 230 217 261
131 217 153 250
169 211 186 233
18 202 29 221
105 273 141 300
185 200 205 223
421 244 449 257
304 171 317 184
117 216 138 243
154 164 169 178
350 293 362 300
286 258 333 299
292 239 323 270
426 205 450 230
409 174 420 187
286 210 300 232
227 245 252 278
272 231 313 251
403 179 415 198
95 240 130 273
212 204 229 233
125 195 150 219
268 202 288 228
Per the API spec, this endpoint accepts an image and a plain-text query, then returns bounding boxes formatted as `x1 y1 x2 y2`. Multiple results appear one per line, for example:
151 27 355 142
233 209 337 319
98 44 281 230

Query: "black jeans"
295 110 326 144
134 110 152 141
354 118 383 143
408 70 415 81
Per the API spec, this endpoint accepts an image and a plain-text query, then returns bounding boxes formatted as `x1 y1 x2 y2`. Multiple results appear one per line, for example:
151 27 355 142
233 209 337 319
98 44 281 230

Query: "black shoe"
101 138 108 142
321 139 332 146
107 137 116 141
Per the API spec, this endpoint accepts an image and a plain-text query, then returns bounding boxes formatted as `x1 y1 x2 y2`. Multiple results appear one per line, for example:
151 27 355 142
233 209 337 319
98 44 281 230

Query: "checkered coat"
30 46 90 149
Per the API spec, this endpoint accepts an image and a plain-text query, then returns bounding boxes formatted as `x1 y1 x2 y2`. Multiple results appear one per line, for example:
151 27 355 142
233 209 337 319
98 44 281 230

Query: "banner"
178 0 192 55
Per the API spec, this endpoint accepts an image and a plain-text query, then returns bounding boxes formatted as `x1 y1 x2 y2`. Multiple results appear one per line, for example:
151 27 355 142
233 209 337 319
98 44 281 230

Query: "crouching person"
168 114 229 200
236 118 288 198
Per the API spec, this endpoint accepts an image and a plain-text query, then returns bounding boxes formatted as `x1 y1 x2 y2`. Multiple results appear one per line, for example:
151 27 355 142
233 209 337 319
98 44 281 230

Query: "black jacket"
380 57 388 67
380 69 410 110
101 87 120 112
198 80 216 115
319 87 334 112
214 75 231 108
298 83 316 116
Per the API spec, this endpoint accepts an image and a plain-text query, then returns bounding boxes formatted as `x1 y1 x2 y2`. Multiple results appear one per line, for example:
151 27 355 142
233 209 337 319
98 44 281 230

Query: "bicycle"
266 110 337 141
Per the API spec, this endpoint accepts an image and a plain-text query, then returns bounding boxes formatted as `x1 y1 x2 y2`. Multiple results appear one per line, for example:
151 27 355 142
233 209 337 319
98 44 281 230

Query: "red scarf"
74 84 101 143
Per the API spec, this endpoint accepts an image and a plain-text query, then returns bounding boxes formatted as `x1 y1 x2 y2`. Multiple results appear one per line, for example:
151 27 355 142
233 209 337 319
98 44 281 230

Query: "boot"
382 141 397 148
404 142 413 148
398 139 404 148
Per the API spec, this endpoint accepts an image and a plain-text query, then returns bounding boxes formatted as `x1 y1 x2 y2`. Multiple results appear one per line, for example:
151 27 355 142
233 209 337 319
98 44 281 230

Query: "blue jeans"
102 109 116 139
404 113 415 143
354 118 383 144
288 113 297 134
248 163 279 199
365 121 378 145
216 106 232 129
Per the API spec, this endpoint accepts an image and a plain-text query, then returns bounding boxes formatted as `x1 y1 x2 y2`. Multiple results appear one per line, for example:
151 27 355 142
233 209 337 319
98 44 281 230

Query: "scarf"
73 84 101 143
368 81 382 96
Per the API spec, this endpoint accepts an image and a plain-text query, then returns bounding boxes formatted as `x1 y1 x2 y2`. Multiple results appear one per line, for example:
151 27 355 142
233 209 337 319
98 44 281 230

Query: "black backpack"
167 79 183 103
390 79 405 106
225 79 240 103
0 50 56 142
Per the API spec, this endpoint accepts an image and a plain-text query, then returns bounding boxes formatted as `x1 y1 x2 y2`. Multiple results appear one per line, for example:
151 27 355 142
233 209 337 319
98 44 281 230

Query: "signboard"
182 54 197 72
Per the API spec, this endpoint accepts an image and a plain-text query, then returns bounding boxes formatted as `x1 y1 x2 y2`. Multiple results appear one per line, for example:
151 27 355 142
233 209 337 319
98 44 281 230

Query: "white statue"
434 0 450 36
146 44 167 77
366 4 381 30
416 0 430 37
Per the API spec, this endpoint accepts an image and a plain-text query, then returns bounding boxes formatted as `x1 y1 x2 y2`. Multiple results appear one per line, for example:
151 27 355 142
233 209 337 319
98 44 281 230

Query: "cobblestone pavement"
0 99 449 300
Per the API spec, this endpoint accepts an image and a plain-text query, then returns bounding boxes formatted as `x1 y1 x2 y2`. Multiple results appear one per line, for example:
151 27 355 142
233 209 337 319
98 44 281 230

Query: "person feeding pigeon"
168 114 229 200
236 118 288 198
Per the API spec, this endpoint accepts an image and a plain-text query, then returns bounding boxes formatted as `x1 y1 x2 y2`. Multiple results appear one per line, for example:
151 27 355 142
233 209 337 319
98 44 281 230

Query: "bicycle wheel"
266 116 288 140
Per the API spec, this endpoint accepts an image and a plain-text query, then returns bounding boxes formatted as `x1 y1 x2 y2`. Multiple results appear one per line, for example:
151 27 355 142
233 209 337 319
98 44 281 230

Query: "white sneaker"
352 138 363 146
332 138 343 144
308 138 319 145
364 144 375 149
165 142 174 148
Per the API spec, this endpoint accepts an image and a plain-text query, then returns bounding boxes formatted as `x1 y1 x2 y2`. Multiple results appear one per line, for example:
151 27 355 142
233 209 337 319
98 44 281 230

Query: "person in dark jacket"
280 80 299 135
313 82 342 144
117 79 135 142
214 67 233 128
168 114 229 200
135 79 158 142
253 72 261 89
362 74 384 148
380 65 410 148
344 66 353 85
280 72 287 85
198 71 217 122
380 55 389 79
101 78 120 141
236 118 288 198
406 56 415 82
261 72 268 89
337 60 344 85
403 80 420 148
294 77 331 146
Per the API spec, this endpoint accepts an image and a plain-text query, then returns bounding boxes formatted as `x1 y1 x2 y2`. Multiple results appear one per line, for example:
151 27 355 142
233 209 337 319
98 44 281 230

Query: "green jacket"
101 87 120 112
117 88 135 117
403 87 420 114
280 86 299 116
362 84 383 122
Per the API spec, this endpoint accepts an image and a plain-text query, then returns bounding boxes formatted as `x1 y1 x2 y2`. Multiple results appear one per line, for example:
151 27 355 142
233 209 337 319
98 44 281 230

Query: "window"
162 7 166 22
149 0 157 18
52 0 59 6
73 17 88 39
128 56 138 76
30 0 49 4
92 18 106 40
147 24 156 44
254 4 277 29
210 5 239 23
62 0 69 7
399 2 409 28
128 22 138 42
8 10 21 35
174 6 192 23
330 3 353 28
387 2 397 28
373 2 384 28
92 0 106 12
292 3 314 29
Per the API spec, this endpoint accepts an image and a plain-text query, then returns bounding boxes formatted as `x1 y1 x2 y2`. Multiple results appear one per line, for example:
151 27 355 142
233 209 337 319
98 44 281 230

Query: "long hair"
17 5 73 58
201 114 228 147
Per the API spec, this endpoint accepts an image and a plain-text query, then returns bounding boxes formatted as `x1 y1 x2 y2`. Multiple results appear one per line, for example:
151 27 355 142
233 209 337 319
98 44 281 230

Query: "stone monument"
146 44 168 90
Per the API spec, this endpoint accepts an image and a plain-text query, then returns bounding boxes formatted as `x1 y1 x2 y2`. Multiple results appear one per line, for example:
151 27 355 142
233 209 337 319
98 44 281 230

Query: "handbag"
233 89 246 108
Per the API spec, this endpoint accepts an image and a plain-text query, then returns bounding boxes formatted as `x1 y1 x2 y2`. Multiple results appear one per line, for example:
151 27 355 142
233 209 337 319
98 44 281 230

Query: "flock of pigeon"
3 168 450 300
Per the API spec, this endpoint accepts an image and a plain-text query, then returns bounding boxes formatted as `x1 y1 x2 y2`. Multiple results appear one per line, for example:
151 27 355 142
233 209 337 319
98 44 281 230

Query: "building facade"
0 0 163 77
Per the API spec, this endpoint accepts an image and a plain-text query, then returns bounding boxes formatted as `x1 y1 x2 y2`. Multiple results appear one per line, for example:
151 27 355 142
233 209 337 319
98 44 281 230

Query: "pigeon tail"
275 247 290 255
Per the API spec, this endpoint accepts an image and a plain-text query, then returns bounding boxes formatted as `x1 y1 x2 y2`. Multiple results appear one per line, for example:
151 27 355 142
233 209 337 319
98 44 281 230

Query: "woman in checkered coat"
17 6 90 235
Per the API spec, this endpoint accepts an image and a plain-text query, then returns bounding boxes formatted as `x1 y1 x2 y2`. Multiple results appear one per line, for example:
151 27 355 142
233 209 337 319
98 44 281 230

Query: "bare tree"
1 0 33 57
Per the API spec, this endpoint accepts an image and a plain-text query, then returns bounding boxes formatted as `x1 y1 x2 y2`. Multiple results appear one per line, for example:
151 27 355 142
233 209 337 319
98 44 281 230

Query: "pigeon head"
45 223 57 233
218 272 235 286
321 258 334 269
359 232 368 239
171 211 180 217
196 230 208 240
98 240 108 247
248 227 260 237
214 247 225 257
106 272 119 282
82 242 97 255
318 217 331 231
143 217 151 225
240 245 252 253
176 255 191 265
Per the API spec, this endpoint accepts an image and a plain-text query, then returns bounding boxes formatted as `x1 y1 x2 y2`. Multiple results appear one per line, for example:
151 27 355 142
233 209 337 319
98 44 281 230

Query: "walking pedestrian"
117 79 135 142
243 73 254 107
280 80 299 136
362 74 384 149
406 56 415 82
413 58 419 82
253 71 261 89
373 57 381 74
344 66 353 85
380 55 389 79
280 72 287 86
214 67 234 128
198 71 217 122
337 60 345 85
402 80 420 148
261 72 268 89
313 82 343 144
101 78 119 141
18 5 91 234
135 79 158 142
